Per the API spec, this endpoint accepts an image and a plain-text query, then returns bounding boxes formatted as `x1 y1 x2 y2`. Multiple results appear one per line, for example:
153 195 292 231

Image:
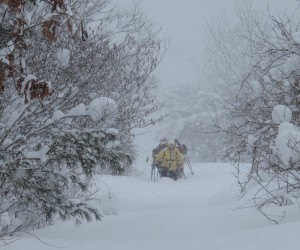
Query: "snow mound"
272 105 292 124
274 129 300 166
88 97 118 124
67 103 87 116
292 32 300 44
56 48 71 68
249 80 263 97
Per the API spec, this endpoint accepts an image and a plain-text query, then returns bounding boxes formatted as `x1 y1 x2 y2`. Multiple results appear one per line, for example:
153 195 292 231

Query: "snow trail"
8 163 300 250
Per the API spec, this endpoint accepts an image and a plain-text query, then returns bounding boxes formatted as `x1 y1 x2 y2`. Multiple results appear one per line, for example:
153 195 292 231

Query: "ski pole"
184 155 194 175
187 156 194 175
151 165 154 181
151 164 157 182
181 169 187 180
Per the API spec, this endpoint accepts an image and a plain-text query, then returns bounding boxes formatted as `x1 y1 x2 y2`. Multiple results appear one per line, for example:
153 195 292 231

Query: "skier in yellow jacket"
154 140 184 180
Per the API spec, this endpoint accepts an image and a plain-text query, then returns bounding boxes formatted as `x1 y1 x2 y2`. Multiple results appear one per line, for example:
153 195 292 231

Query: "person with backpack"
175 139 188 155
175 139 194 175
151 138 168 181
174 139 188 177
154 140 184 180
152 137 168 159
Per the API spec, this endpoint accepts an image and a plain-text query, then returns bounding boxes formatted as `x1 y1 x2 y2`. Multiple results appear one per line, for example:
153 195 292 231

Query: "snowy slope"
6 163 300 250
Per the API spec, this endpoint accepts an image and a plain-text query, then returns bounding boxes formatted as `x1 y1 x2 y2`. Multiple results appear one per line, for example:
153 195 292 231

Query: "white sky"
120 0 299 93
127 4 298 97
132 0 236 92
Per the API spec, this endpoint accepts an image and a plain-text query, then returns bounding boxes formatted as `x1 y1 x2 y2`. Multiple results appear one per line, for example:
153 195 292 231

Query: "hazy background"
117 0 300 167
123 0 236 92
123 0 298 92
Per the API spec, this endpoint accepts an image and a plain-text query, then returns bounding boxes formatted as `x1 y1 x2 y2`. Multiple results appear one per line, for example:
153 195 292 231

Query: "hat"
168 140 176 146
160 137 168 144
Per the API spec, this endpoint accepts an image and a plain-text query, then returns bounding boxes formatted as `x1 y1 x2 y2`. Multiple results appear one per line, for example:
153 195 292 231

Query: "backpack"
178 144 188 154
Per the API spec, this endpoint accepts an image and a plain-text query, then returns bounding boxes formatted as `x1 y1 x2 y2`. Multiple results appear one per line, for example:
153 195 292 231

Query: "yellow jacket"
154 147 184 171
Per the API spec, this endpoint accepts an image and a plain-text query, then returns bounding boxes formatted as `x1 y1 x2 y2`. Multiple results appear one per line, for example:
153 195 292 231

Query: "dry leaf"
42 19 60 41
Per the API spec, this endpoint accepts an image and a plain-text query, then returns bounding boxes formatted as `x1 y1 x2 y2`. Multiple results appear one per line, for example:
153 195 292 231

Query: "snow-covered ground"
5 162 300 250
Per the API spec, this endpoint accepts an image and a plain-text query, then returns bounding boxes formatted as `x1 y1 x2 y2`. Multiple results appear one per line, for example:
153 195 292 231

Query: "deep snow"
5 162 300 250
